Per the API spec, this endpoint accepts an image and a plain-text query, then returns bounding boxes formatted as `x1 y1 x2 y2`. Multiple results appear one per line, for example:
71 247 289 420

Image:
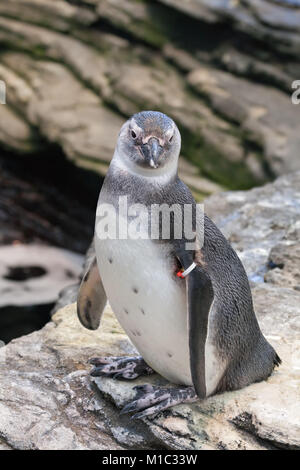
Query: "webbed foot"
89 355 154 380
121 384 197 419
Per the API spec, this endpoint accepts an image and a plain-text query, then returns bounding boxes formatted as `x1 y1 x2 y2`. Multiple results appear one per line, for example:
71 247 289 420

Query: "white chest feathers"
95 236 193 386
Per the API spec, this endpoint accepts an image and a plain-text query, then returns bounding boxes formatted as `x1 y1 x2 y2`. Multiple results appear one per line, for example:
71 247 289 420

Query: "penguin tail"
274 353 282 367
218 336 281 393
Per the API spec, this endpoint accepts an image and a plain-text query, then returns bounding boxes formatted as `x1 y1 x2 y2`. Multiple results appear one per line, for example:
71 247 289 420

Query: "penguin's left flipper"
77 256 107 330
176 247 214 400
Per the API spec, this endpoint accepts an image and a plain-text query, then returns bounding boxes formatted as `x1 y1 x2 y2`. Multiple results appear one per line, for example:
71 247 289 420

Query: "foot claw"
120 402 136 415
90 366 100 377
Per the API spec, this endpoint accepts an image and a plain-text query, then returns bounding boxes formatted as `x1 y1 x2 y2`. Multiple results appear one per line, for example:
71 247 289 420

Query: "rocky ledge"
1 0 300 194
0 172 299 450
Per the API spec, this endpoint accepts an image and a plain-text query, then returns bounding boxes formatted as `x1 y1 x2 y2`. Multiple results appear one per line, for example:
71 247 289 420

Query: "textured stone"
0 49 222 197
0 0 96 31
0 52 122 168
1 172 299 450
0 6 286 190
0 0 299 189
187 65 300 177
205 172 300 283
0 304 157 450
0 103 40 153
265 241 300 289
0 244 83 307
0 1 300 449
159 0 300 57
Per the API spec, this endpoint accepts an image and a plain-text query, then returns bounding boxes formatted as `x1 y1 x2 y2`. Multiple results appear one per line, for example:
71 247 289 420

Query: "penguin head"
115 111 181 175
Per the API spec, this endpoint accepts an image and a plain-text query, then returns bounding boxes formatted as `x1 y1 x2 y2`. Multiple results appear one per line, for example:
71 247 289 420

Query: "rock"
0 244 83 343
0 438 12 450
159 0 300 57
187 65 300 177
0 244 83 308
0 52 122 168
2 1 300 189
0 0 96 32
0 304 158 450
204 171 300 283
0 48 222 197
265 241 300 289
0 151 99 252
0 172 299 449
0 101 40 154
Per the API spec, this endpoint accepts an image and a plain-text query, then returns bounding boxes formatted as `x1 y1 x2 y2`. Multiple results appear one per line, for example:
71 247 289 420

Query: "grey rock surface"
0 244 83 307
0 304 158 450
159 0 300 57
0 172 299 450
205 172 300 284
0 0 300 191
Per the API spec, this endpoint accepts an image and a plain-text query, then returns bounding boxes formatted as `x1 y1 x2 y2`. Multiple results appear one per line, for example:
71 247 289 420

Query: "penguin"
77 111 281 419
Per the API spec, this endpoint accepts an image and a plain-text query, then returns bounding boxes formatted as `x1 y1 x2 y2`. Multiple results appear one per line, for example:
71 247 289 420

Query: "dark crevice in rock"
3 265 47 282
0 146 102 253
267 260 284 270
0 144 100 343
0 437 13 450
148 1 296 89
0 303 53 344
89 18 161 51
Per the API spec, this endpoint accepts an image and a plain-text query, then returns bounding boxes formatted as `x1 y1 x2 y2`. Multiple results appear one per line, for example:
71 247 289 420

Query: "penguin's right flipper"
77 257 107 330
175 246 214 399
186 266 214 399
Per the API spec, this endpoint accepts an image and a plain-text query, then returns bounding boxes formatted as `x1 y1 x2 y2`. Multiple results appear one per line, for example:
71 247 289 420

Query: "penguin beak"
141 137 163 168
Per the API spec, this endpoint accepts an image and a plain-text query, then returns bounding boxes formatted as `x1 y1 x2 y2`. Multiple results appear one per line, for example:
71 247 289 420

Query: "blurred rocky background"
0 0 299 450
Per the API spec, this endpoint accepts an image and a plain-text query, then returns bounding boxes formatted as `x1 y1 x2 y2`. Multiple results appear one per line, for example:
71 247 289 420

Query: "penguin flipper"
77 256 107 330
175 244 214 399
186 266 214 399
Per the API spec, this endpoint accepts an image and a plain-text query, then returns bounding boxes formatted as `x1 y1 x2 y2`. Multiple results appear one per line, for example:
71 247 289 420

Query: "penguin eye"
131 130 137 139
